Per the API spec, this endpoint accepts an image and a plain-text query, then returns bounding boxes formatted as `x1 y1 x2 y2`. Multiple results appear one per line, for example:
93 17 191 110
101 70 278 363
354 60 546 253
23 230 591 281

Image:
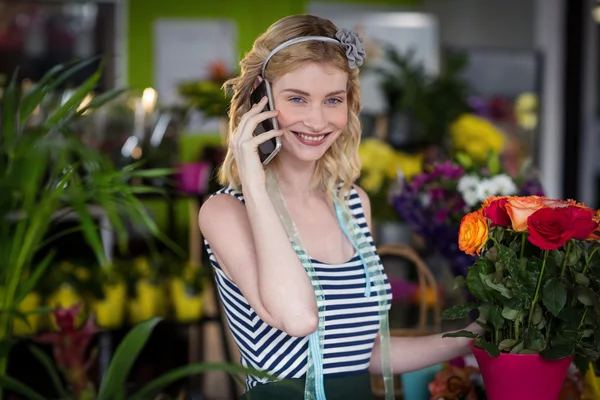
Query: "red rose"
568 205 597 240
527 207 575 250
483 198 511 227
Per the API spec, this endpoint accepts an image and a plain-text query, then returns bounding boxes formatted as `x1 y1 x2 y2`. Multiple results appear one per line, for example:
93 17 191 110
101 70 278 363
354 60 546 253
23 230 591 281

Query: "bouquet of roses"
443 195 600 368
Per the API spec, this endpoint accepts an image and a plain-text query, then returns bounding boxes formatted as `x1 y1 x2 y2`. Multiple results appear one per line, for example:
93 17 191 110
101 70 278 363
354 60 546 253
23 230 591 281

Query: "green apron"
240 372 374 400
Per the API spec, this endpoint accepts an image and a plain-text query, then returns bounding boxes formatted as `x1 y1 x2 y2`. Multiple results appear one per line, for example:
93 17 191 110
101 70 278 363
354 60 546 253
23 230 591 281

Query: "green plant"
371 47 471 146
442 195 600 373
0 59 179 398
0 310 274 400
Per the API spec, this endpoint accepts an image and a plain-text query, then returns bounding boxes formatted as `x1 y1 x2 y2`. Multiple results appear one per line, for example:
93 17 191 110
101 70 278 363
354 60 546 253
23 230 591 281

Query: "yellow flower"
450 114 505 162
358 138 423 193
394 152 423 181
91 281 126 329
515 93 538 130
12 292 41 336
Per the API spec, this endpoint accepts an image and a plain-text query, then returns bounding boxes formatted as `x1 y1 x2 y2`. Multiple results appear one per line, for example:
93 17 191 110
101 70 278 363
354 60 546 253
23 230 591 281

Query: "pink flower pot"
470 341 572 400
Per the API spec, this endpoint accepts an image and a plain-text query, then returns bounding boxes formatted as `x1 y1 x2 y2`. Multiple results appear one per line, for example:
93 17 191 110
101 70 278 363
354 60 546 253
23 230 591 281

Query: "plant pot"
470 341 572 400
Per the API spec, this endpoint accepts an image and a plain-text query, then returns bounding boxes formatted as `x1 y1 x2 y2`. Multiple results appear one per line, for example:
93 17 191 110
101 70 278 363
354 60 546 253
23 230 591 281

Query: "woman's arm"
199 189 318 338
369 322 482 374
353 185 482 373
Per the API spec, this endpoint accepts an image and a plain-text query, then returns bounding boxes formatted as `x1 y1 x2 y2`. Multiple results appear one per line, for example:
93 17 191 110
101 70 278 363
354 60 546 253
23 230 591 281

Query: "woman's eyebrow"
281 88 347 96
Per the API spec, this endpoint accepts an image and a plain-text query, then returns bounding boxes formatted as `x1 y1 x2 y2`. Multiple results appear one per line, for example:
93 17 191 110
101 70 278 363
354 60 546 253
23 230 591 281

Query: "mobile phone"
249 79 281 165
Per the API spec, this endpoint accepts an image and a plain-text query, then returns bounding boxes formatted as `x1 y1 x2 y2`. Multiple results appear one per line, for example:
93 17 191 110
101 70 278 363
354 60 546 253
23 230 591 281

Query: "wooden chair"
371 243 442 399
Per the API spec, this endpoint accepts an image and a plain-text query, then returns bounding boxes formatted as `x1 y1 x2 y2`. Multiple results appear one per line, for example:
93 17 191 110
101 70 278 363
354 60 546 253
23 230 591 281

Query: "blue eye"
289 97 304 103
327 98 342 104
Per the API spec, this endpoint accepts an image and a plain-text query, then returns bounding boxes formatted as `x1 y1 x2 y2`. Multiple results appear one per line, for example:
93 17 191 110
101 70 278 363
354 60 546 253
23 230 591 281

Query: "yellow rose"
458 211 489 256
505 196 545 232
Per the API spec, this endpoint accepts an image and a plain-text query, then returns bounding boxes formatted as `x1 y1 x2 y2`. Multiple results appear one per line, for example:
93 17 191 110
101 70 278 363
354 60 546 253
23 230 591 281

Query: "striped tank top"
203 185 393 391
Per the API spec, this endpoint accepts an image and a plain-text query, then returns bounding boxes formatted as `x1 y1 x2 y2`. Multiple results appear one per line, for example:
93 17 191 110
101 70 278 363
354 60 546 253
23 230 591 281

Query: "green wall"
126 0 420 89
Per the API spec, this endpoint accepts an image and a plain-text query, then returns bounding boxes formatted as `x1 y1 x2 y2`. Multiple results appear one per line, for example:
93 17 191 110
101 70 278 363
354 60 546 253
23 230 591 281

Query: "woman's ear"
252 75 263 90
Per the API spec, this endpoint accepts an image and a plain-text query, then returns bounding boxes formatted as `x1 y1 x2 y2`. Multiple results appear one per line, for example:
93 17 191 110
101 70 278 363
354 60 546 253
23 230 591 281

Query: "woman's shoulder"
198 186 246 233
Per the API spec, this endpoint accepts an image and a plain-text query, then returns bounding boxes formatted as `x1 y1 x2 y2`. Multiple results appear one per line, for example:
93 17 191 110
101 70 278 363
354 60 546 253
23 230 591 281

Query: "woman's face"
271 62 349 163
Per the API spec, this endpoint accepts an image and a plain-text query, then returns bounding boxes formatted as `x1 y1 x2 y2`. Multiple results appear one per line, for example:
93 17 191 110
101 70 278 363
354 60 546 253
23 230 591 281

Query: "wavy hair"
218 14 362 200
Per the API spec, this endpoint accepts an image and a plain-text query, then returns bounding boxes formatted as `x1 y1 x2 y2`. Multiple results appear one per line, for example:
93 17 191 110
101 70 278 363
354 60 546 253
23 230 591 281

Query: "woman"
199 14 481 400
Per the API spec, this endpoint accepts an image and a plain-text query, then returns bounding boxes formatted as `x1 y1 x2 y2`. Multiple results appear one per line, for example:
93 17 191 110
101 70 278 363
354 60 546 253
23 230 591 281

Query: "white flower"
419 193 431 207
457 174 480 194
462 189 480 207
476 178 500 202
490 174 518 196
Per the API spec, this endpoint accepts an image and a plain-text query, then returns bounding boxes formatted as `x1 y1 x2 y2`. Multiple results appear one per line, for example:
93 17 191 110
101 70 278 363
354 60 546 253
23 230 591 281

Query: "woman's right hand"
230 96 282 190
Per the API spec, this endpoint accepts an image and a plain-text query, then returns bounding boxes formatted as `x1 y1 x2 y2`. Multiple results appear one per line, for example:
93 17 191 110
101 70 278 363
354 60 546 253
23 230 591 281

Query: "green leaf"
487 151 501 175
568 244 583 266
574 272 590 287
97 317 162 400
481 273 513 298
455 151 473 169
532 304 543 325
466 267 490 301
501 307 519 320
499 339 517 352
28 345 70 399
577 287 596 306
476 338 501 357
524 328 545 351
541 335 576 360
15 250 55 304
77 87 128 115
44 66 102 128
441 303 478 320
0 375 48 400
488 304 505 330
542 278 567 317
519 349 540 354
498 245 519 274
2 69 18 149
128 363 277 400
453 275 466 290
510 341 525 354
582 329 595 338
558 306 584 325
442 330 479 339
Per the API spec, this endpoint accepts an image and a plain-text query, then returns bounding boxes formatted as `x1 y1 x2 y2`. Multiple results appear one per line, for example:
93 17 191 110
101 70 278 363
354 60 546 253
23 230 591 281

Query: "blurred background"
0 0 598 399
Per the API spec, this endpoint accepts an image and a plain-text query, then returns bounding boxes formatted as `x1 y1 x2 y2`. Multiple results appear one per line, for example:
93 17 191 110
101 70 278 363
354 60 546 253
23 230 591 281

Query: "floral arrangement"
357 137 423 222
428 364 483 400
392 155 543 276
443 195 600 369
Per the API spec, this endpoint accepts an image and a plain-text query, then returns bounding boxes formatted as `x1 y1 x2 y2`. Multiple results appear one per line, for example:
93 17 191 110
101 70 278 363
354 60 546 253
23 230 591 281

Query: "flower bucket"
471 341 572 400
91 281 126 329
168 277 204 323
176 162 210 194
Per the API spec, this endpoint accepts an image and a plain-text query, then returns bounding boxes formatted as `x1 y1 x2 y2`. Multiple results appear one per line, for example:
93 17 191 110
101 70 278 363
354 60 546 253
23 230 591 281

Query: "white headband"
260 29 366 77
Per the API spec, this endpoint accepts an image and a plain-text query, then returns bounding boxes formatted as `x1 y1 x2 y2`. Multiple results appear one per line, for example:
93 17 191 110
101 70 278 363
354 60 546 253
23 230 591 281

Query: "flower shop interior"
1 0 600 399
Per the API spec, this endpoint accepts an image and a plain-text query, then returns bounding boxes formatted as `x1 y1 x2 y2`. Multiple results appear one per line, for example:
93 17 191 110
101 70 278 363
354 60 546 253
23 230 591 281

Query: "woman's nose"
304 105 327 132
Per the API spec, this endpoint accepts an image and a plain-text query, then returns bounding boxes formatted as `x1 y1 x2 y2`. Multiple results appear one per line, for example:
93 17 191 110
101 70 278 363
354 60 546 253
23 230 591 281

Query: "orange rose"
505 196 545 232
458 211 489 256
541 198 569 208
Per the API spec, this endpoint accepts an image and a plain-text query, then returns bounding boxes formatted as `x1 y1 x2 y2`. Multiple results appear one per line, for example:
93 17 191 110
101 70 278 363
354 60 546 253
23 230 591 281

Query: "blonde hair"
218 14 362 200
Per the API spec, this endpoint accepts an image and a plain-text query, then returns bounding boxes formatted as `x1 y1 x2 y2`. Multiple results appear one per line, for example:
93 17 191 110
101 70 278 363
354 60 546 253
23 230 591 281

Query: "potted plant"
0 305 272 399
442 195 600 399
0 59 178 399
